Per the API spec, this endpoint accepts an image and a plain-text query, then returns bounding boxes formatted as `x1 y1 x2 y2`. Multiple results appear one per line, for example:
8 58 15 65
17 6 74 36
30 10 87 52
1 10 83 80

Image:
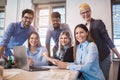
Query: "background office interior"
0 0 120 80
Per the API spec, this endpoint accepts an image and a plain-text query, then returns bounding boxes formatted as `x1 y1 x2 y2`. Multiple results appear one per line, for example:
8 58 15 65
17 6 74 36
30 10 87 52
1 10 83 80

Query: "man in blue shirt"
0 9 35 57
45 12 72 58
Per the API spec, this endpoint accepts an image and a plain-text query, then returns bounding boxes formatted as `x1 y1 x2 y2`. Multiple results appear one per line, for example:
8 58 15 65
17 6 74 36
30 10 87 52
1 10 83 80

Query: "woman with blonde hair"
55 31 73 62
56 24 105 80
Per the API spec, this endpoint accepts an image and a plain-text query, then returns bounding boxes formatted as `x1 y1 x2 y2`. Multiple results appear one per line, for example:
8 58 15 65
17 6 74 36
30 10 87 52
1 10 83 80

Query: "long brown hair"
73 24 94 60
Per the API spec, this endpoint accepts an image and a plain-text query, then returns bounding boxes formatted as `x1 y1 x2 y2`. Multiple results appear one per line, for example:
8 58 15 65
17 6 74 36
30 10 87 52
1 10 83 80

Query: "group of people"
0 3 120 80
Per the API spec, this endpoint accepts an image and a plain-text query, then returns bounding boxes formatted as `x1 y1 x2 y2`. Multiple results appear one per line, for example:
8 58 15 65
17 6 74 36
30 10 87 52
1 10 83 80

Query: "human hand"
118 54 120 60
56 61 67 69
42 52 48 57
28 58 34 66
51 59 59 65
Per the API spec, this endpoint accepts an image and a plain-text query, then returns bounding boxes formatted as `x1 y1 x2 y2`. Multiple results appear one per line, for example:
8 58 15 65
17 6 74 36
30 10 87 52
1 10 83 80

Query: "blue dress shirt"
45 23 71 48
27 46 48 66
68 41 105 80
0 22 35 56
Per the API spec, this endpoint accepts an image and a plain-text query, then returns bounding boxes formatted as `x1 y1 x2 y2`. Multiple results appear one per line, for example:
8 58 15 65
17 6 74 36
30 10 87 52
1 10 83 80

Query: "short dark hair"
51 12 61 18
22 9 34 17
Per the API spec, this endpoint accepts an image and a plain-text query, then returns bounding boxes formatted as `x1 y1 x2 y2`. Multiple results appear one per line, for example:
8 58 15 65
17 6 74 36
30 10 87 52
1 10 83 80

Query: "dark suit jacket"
63 47 74 62
90 18 115 61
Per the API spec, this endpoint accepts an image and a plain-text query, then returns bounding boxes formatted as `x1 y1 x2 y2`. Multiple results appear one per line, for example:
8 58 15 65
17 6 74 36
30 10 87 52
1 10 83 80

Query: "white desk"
3 66 78 80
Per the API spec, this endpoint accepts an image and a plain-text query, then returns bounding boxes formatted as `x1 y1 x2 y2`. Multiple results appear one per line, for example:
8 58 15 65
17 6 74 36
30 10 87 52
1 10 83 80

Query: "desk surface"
3 66 78 80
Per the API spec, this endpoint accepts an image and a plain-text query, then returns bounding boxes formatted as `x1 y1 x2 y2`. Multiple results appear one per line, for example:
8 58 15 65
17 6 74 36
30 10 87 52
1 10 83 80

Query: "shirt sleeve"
34 47 48 66
98 20 115 49
80 43 98 72
0 23 15 46
68 43 99 72
41 46 48 53
45 28 52 45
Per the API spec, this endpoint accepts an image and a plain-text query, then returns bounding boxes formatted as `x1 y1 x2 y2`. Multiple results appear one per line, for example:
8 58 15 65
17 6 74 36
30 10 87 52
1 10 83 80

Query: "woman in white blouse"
56 24 105 80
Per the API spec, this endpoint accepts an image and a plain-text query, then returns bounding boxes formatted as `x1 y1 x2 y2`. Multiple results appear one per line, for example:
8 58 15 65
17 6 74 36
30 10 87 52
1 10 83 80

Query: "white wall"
5 0 34 29
66 0 112 38
5 0 18 29
5 0 112 37
66 0 114 80
4 0 117 79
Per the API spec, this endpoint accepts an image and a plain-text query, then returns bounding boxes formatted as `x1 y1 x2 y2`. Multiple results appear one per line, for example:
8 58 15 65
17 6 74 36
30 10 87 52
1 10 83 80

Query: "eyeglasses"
80 10 90 15
23 16 33 20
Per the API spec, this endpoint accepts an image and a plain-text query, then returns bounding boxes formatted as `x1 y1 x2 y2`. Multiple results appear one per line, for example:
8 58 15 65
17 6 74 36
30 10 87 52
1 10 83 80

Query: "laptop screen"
13 46 30 71
13 46 50 71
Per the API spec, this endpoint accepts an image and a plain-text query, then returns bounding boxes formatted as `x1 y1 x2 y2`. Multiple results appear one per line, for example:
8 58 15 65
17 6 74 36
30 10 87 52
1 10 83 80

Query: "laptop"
13 46 50 71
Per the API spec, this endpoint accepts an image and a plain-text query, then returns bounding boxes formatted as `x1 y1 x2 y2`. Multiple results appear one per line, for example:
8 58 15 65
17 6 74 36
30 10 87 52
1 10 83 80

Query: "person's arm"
33 59 48 66
0 46 5 57
112 47 120 59
42 52 58 65
98 20 120 59
33 47 49 66
0 23 15 57
45 28 52 57
33 57 48 66
56 60 68 69
46 44 50 57
57 42 99 71
28 57 34 66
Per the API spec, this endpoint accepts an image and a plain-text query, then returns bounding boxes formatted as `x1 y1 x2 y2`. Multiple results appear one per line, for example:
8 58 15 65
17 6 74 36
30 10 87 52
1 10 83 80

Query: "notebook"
13 46 50 71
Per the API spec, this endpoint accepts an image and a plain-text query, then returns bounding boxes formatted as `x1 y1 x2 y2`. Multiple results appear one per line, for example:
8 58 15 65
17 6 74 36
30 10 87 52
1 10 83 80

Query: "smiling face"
75 27 88 44
60 34 70 46
79 3 91 22
22 13 34 28
80 9 91 22
51 17 61 29
29 33 39 47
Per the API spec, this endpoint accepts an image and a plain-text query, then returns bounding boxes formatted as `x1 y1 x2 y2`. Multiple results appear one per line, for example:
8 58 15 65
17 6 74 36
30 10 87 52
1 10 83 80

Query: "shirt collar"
52 24 62 31
79 40 89 49
63 45 69 50
20 22 30 29
27 47 40 56
20 22 25 29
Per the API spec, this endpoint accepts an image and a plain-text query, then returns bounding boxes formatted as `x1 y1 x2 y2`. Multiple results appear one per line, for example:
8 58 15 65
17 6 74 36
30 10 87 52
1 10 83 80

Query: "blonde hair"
79 3 91 12
57 31 72 56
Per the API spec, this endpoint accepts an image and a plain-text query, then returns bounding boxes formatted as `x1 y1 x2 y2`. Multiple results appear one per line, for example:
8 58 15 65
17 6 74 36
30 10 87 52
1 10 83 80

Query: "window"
34 3 65 56
112 4 120 59
0 8 5 41
35 3 65 46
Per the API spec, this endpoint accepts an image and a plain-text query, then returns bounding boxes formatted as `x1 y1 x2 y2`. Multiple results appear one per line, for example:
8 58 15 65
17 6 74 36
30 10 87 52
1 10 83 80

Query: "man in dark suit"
79 3 120 80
